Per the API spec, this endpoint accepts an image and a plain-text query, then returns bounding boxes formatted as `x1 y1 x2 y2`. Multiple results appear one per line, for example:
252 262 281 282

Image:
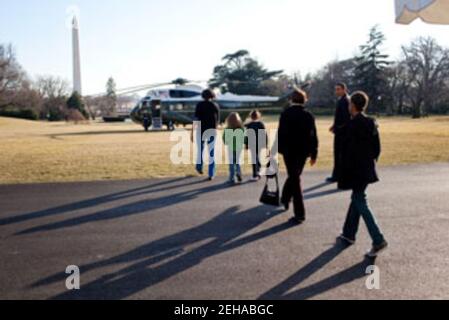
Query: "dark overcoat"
339 113 381 190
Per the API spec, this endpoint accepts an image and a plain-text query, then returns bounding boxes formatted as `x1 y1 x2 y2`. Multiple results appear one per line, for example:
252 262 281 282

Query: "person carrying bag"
277 89 319 225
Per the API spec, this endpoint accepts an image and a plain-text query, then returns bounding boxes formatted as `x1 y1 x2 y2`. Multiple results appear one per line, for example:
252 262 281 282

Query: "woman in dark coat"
278 89 319 225
338 91 388 258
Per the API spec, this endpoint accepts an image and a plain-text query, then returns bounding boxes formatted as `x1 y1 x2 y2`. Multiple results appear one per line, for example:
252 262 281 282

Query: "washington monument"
72 16 82 95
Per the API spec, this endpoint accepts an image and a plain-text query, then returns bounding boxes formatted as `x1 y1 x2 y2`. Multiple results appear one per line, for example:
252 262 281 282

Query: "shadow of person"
32 205 292 300
0 177 199 227
303 182 333 194
14 180 238 235
258 242 351 300
15 177 342 236
279 258 375 300
304 189 345 200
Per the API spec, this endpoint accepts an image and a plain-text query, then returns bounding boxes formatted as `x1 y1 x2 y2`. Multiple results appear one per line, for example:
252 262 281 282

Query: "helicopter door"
151 100 163 130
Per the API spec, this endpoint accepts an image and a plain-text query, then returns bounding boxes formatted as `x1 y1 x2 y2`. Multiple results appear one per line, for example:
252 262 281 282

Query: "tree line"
210 26 449 118
306 26 449 118
1 25 449 121
0 44 89 121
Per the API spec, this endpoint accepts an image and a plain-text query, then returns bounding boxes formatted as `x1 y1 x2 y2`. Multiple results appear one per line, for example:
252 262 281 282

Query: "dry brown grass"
1 116 448 184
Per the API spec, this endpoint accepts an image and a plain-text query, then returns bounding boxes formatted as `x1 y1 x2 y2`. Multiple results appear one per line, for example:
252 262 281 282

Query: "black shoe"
237 174 243 183
326 176 338 183
289 217 305 225
282 201 290 211
366 241 389 258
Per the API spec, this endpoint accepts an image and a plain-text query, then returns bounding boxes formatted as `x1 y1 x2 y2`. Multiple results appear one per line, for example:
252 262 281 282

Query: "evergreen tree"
66 91 88 119
209 50 283 95
355 25 390 113
106 77 117 115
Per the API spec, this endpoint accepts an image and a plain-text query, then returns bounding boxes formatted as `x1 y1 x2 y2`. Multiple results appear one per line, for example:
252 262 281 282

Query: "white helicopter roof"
144 84 278 103
218 92 278 102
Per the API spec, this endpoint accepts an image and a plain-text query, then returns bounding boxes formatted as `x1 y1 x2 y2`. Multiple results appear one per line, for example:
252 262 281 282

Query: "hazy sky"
1 0 449 95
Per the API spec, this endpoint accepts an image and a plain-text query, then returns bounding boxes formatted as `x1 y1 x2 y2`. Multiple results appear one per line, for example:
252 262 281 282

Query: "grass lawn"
0 116 448 184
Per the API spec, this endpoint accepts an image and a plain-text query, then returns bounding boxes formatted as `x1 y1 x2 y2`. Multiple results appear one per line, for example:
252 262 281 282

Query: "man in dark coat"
327 83 351 183
338 91 388 258
193 89 220 180
278 89 319 225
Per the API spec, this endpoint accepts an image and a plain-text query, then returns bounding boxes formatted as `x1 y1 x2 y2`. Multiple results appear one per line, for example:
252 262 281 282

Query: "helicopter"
128 80 309 131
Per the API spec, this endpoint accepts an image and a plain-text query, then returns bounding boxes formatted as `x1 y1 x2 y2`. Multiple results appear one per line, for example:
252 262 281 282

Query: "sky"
1 0 449 95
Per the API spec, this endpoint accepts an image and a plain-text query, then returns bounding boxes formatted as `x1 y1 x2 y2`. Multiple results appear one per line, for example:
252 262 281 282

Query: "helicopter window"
141 101 152 111
169 90 200 98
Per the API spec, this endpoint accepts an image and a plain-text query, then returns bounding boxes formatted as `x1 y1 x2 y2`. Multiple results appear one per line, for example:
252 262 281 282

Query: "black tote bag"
260 174 281 207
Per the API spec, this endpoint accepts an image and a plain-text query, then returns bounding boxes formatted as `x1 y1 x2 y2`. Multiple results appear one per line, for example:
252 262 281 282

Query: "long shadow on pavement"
32 205 291 300
259 243 375 300
0 177 198 227
14 179 345 236
303 182 333 194
16 177 350 299
14 179 254 236
280 258 374 300
4 176 341 230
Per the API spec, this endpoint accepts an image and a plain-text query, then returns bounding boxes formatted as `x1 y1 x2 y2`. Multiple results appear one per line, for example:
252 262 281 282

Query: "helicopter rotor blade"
87 82 173 98
87 79 210 98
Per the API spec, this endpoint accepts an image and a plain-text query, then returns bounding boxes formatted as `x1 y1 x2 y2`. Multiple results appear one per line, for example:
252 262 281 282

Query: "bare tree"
33 75 70 120
401 37 449 118
308 58 357 109
12 80 43 112
385 61 410 115
0 44 25 108
35 75 69 99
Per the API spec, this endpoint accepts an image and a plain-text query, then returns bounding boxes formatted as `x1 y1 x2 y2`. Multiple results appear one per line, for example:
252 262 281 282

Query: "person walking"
278 89 319 225
223 113 246 184
245 110 268 181
193 89 220 181
338 91 388 258
327 83 351 183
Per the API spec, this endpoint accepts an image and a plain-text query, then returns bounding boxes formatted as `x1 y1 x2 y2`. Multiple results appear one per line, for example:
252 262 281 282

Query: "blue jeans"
196 135 216 178
343 185 385 246
228 150 242 181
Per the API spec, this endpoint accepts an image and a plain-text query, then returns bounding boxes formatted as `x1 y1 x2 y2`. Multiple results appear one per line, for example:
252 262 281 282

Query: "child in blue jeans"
223 113 245 184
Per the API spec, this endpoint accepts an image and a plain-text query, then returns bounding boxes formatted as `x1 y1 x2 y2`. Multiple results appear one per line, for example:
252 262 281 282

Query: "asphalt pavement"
1 163 449 300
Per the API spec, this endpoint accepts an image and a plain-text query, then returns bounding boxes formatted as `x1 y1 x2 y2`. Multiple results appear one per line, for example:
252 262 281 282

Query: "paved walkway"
1 163 449 300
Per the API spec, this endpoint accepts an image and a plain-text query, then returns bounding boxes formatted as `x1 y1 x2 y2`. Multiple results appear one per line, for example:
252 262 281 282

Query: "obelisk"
72 16 82 95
